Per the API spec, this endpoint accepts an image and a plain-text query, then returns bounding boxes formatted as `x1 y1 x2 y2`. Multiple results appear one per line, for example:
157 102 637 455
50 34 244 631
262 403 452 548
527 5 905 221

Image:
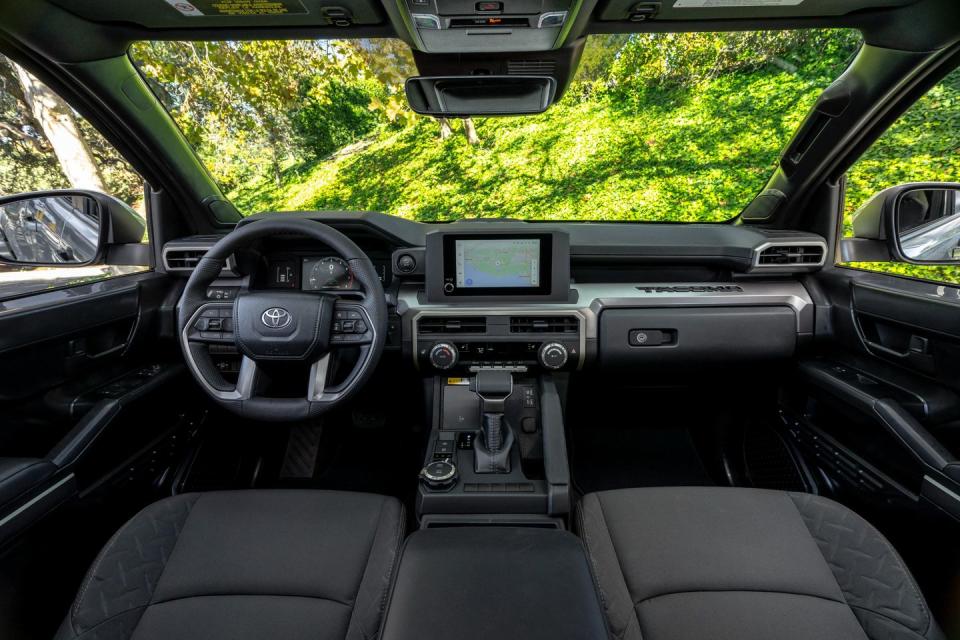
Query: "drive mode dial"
429 342 459 370
538 342 568 370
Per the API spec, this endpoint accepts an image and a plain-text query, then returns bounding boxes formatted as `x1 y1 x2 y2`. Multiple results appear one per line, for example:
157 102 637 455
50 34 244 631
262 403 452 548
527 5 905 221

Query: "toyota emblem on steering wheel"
261 307 292 329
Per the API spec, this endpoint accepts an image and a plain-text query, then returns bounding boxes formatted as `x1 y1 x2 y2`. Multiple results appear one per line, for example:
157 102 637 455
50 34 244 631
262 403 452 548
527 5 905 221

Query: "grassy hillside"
229 67 824 222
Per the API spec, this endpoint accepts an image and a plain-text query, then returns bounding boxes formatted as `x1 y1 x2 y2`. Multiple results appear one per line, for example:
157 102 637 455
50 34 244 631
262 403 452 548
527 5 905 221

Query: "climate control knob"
429 342 459 370
538 342 569 370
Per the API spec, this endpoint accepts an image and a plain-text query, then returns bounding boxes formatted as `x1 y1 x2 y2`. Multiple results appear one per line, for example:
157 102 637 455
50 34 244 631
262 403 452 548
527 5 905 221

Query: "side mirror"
845 183 960 265
0 190 144 267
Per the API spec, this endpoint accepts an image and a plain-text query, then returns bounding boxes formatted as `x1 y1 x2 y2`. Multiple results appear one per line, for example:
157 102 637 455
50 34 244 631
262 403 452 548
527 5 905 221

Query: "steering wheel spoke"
235 356 261 400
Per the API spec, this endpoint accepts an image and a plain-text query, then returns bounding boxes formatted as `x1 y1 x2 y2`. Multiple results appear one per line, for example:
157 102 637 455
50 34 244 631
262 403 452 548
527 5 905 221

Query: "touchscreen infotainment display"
454 238 540 288
430 231 566 300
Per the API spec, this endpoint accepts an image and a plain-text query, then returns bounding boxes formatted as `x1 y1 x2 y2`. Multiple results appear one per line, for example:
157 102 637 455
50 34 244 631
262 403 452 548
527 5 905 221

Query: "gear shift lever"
471 369 515 474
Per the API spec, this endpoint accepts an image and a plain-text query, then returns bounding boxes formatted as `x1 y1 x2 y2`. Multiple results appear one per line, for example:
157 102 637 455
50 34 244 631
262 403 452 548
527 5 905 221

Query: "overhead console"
397 0 579 52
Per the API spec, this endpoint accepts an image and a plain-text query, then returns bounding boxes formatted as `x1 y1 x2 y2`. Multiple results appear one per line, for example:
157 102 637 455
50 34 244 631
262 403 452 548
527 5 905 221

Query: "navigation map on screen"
454 238 540 288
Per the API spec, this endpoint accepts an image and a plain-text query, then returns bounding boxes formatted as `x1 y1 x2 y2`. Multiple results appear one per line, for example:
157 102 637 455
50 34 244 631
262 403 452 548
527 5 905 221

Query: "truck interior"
0 0 959 639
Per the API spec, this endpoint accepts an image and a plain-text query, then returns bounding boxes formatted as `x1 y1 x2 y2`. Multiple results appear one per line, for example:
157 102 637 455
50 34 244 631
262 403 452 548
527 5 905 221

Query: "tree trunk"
438 117 453 140
270 141 283 187
462 118 479 145
13 64 106 192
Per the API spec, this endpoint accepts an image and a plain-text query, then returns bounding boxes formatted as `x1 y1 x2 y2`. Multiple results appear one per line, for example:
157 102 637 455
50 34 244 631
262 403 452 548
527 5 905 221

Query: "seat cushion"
54 490 405 640
576 487 944 640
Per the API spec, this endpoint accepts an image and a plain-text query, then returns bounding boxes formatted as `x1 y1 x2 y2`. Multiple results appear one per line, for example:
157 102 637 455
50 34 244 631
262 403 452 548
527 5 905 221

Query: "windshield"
130 31 861 222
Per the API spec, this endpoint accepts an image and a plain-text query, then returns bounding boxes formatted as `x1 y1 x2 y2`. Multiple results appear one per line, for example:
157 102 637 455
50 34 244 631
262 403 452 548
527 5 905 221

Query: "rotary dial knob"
429 342 459 370
538 342 569 370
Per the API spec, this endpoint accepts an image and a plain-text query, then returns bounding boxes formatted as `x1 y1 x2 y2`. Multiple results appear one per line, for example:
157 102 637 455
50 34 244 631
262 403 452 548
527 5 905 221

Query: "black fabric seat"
577 487 944 640
54 490 404 640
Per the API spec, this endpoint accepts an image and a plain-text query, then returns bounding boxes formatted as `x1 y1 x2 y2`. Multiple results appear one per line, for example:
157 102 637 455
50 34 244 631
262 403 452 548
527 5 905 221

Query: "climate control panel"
411 312 584 372
418 339 579 371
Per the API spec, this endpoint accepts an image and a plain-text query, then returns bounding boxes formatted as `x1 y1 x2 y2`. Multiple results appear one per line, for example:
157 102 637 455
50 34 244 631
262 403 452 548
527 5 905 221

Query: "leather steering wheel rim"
177 217 387 421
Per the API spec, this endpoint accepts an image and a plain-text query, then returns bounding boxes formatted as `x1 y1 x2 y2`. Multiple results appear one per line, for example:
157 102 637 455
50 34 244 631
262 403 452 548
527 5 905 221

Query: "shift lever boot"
471 369 515 474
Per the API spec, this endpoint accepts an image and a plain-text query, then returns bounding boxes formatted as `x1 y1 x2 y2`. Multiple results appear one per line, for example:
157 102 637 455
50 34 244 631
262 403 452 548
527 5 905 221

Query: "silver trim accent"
538 342 568 370
429 342 459 370
0 474 74 529
162 243 238 276
261 307 292 329
421 460 457 483
537 11 567 28
751 240 827 270
400 281 815 368
307 353 332 401
411 13 441 29
235 356 259 400
924 475 960 505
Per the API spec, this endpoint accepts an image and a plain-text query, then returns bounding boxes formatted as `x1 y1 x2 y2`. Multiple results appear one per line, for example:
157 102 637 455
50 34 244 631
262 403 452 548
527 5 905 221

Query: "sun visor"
596 0 916 22
49 0 386 28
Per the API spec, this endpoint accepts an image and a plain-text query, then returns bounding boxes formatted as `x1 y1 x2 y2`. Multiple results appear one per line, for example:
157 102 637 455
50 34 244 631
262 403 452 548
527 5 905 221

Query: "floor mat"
571 423 714 494
279 423 324 479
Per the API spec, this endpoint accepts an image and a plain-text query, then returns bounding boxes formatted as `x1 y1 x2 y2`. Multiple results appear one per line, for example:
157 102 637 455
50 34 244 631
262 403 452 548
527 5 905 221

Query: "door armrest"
0 458 57 513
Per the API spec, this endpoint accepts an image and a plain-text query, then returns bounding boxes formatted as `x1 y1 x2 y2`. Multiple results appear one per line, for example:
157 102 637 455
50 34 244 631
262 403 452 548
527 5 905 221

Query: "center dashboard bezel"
425 229 571 303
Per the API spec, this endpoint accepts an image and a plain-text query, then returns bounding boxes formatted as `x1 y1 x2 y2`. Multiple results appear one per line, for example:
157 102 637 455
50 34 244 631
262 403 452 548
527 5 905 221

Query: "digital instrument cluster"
267 256 387 291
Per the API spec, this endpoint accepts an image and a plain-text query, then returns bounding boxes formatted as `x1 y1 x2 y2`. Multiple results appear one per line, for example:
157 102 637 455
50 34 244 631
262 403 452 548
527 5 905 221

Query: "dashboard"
163 211 827 374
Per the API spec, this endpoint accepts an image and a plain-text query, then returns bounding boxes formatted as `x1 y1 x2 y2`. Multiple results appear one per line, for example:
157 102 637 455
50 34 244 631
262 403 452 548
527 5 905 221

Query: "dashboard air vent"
509 316 578 334
756 243 825 267
418 316 487 334
164 248 207 271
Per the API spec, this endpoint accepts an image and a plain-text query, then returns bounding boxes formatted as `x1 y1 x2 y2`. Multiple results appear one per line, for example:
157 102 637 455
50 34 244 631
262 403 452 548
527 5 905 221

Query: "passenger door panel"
805 266 960 520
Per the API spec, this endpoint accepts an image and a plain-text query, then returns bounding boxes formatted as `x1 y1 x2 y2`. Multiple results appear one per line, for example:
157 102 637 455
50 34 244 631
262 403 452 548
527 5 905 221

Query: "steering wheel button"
333 321 342 333
347 310 362 320
342 320 356 332
355 320 367 333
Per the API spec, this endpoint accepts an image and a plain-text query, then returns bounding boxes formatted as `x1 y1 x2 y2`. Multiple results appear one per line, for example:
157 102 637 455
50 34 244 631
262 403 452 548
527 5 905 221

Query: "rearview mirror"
845 183 960 265
0 193 102 266
405 75 556 117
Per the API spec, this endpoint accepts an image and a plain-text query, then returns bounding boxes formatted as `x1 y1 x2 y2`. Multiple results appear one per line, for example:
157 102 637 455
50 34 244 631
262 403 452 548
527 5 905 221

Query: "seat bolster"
56 493 201 640
345 498 405 640
575 493 642 640
788 493 946 640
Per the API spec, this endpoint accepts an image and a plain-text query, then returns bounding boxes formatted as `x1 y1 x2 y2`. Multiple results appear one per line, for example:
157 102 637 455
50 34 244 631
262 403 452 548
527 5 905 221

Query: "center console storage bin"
380 527 608 640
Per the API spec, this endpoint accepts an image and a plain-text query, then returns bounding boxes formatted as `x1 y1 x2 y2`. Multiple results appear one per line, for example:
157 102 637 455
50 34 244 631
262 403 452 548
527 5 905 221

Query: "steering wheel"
177 217 386 422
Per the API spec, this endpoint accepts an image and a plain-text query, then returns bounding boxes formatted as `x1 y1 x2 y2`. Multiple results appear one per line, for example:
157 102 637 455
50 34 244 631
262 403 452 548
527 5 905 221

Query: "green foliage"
0 57 142 205
837 66 960 283
608 30 859 95
844 67 960 233
228 31 862 222
291 78 385 159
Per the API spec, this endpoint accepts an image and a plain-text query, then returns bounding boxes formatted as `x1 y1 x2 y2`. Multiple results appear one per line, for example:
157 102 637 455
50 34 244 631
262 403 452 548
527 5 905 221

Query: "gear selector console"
417 369 571 525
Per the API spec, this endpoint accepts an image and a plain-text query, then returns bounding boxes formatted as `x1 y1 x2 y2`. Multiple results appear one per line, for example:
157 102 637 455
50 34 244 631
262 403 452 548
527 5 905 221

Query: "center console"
413 229 574 524
380 527 607 640
417 370 570 525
